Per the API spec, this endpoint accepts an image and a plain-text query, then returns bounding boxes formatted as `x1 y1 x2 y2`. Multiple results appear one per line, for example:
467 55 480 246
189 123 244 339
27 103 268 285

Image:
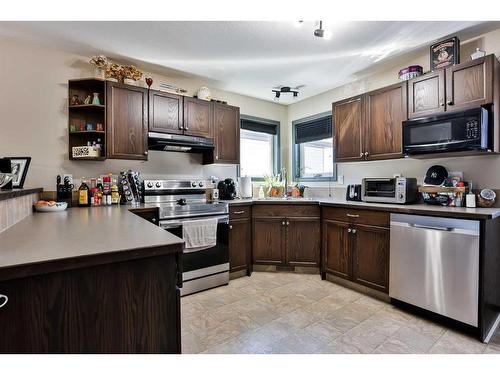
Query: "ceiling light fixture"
314 21 332 40
272 86 299 101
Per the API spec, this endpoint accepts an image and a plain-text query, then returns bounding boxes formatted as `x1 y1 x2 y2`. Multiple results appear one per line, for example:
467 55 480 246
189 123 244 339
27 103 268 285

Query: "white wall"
287 28 500 189
0 36 287 190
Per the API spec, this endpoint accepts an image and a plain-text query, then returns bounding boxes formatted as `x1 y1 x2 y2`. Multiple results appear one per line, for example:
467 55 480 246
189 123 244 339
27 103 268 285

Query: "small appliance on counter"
217 178 237 200
239 176 252 198
361 177 418 204
345 184 362 201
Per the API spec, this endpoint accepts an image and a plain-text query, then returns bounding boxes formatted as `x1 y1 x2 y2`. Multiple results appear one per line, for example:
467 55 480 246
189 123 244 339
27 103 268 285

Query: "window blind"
294 116 332 144
241 118 278 135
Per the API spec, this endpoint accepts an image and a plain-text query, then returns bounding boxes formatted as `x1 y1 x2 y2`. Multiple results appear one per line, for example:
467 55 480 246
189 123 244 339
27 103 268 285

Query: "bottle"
78 177 90 207
111 178 120 205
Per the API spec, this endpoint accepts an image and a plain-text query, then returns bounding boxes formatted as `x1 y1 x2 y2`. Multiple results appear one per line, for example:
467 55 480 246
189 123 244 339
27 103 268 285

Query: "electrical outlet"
337 175 344 184
393 173 402 178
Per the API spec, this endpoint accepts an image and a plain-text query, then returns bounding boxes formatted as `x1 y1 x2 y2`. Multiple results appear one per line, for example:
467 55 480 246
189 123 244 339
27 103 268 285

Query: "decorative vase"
92 93 100 105
94 67 105 79
197 86 211 101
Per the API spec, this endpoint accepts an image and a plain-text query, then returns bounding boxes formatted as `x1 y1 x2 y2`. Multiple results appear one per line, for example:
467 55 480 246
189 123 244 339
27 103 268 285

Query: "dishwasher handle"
410 223 453 232
391 219 480 236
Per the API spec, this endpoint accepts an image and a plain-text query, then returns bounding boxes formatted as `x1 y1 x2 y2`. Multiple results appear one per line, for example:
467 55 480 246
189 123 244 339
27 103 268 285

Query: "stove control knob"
199 181 204 187
191 181 197 187
146 182 153 188
155 181 162 188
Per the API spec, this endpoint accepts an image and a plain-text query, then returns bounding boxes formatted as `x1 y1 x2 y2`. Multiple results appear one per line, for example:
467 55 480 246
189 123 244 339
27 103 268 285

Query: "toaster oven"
362 177 418 204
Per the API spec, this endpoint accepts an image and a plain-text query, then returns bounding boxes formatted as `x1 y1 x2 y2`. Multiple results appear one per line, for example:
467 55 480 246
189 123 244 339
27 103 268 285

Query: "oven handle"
160 215 229 229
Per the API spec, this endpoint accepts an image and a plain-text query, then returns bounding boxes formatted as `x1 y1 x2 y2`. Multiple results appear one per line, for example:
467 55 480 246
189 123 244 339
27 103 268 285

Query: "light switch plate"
338 175 344 184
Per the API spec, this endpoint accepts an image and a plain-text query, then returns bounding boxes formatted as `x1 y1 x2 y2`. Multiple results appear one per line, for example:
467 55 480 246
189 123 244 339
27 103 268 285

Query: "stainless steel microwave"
362 177 418 204
402 107 490 155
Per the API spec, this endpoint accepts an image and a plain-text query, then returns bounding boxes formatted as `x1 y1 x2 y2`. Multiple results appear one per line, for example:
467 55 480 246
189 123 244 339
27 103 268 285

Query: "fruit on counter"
36 200 57 206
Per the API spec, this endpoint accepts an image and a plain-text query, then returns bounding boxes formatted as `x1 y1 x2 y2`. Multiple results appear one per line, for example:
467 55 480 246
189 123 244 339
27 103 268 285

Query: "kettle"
217 178 237 200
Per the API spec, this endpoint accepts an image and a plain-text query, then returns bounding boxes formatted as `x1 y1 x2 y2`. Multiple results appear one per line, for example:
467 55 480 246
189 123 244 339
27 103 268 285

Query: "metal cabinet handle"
360 152 364 157
440 101 445 107
0 294 8 309
347 228 352 233
229 225 233 230
447 100 453 105
143 151 148 155
233 210 245 215
352 229 357 234
282 221 285 226
364 152 369 157
215 155 219 160
346 213 359 218
286 221 290 226
151 218 157 223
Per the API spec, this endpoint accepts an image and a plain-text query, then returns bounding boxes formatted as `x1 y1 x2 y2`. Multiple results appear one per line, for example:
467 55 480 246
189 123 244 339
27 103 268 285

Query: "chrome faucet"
281 166 288 198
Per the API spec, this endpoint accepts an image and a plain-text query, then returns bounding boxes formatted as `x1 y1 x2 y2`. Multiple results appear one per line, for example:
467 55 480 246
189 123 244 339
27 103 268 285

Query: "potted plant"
263 174 284 197
89 55 108 79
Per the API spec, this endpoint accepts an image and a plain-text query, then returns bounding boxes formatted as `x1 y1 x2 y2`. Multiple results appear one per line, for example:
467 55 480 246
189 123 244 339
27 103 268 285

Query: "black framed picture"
8 157 31 188
430 37 460 71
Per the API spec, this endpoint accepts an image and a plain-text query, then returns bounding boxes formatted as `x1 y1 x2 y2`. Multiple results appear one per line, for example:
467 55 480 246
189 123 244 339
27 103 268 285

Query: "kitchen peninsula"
0 204 183 353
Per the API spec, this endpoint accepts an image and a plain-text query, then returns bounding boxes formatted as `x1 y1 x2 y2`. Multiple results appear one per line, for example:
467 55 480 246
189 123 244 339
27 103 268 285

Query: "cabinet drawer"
229 205 252 220
322 207 389 227
252 204 320 218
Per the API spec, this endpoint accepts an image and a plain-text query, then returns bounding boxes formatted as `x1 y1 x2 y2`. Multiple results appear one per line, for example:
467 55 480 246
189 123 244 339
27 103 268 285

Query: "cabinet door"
106 82 148 160
286 217 320 267
365 82 407 160
183 97 212 138
213 103 240 164
148 90 183 134
333 96 364 162
229 218 252 272
408 70 445 119
351 224 389 293
323 219 351 279
446 55 494 111
252 217 284 265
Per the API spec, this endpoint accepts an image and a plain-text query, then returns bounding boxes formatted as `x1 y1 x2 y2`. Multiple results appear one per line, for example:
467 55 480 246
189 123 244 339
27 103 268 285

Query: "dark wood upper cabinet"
365 82 407 160
213 103 240 164
351 224 389 293
252 217 285 265
323 219 351 279
106 82 148 160
333 96 364 162
408 70 445 119
148 90 184 135
183 97 212 138
445 54 494 112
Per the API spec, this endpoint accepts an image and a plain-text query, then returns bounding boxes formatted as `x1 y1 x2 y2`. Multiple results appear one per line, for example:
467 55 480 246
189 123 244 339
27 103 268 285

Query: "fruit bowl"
34 201 68 212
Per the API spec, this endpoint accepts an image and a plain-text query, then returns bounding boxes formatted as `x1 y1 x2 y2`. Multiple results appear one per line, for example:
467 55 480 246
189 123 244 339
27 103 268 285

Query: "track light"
314 21 331 40
272 86 299 100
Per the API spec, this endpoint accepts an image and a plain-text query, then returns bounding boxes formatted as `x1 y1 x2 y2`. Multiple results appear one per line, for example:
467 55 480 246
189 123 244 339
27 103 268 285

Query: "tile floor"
181 272 500 354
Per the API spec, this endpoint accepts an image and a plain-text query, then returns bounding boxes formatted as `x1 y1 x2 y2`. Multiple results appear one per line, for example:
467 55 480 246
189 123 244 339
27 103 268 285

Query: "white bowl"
34 202 68 212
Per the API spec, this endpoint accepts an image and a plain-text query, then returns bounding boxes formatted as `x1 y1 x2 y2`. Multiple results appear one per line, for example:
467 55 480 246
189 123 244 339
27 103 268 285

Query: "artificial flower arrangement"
263 174 284 197
89 55 143 83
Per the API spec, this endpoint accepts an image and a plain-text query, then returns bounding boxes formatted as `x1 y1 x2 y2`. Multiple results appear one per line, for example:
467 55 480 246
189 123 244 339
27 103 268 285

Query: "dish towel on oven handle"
182 217 218 253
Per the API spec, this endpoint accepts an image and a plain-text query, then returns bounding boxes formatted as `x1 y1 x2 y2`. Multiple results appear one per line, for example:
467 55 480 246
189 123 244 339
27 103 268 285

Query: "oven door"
403 107 489 155
362 178 396 202
160 214 229 296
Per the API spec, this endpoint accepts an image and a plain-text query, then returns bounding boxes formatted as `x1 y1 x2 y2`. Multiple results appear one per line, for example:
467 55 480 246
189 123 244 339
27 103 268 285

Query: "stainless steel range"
143 179 229 296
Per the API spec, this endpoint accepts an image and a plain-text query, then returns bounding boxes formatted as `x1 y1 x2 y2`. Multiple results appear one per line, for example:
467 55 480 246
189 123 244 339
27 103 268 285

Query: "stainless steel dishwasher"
390 213 480 327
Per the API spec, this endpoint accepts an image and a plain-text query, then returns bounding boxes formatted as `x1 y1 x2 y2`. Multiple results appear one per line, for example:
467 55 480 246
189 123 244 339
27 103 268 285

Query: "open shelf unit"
68 78 106 161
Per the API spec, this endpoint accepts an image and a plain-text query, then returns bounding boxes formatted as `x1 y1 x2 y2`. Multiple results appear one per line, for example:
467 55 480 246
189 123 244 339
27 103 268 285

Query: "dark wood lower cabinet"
351 224 389 293
229 218 252 274
0 253 181 353
323 219 351 279
322 208 390 293
252 217 284 265
287 217 320 267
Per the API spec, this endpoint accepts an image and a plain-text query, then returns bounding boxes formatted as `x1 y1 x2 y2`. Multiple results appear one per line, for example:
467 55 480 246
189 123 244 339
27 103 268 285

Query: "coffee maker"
217 178 237 200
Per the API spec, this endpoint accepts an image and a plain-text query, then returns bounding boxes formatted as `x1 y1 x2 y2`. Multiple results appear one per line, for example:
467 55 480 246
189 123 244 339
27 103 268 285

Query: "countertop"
0 205 184 281
222 198 500 220
0 187 43 201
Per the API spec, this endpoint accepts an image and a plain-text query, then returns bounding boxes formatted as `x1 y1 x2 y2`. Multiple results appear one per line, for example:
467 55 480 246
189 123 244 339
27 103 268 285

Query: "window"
293 112 336 181
239 116 279 179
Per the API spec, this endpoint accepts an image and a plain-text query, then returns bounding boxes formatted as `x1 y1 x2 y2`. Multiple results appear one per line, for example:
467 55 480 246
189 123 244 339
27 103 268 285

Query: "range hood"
148 131 214 153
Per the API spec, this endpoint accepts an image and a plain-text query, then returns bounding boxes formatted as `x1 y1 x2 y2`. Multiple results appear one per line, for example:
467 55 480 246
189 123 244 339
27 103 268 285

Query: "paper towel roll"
239 176 252 198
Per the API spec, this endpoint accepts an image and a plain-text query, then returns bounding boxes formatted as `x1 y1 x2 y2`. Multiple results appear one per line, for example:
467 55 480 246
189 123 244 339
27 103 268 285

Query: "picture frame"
430 36 460 71
8 157 31 188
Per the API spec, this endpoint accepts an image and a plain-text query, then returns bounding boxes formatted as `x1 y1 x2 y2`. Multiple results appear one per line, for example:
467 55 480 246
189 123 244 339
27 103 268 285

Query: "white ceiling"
0 21 497 104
